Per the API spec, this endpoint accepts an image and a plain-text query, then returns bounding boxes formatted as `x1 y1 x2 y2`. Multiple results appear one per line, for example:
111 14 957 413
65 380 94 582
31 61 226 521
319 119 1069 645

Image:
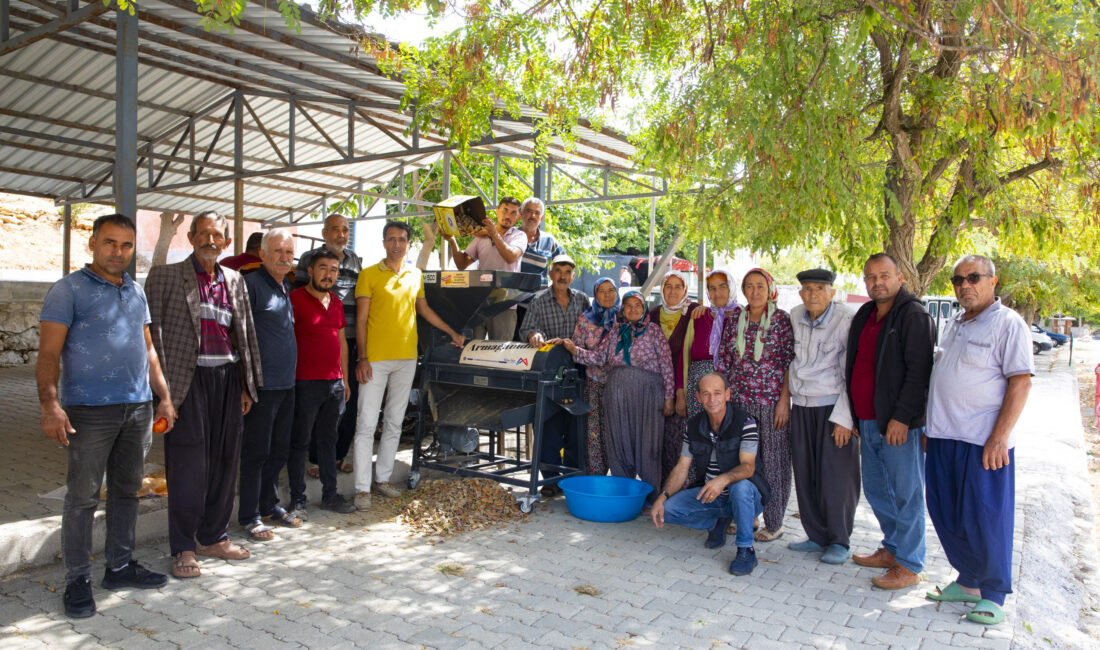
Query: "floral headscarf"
735 268 778 362
660 270 690 315
616 290 650 365
583 277 620 332
705 269 738 364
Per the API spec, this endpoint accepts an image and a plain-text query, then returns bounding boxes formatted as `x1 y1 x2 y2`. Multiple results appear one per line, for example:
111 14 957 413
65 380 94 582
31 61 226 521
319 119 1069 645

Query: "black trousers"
790 404 861 548
291 379 345 502
237 388 294 525
310 338 357 464
165 365 243 555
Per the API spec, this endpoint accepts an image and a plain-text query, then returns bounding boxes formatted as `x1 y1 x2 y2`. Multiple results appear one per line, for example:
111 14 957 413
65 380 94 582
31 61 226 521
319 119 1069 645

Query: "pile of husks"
401 478 525 537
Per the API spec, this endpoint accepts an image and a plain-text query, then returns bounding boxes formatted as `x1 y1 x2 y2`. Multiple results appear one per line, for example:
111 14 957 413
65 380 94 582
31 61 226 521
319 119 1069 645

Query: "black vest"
686 405 770 504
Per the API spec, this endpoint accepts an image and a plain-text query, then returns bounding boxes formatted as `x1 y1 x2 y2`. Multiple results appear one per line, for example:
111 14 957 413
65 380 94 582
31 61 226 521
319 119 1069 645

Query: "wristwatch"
661 490 671 500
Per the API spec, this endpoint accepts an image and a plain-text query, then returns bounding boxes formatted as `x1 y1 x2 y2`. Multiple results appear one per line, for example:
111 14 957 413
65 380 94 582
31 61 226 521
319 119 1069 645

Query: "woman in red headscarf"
716 268 795 542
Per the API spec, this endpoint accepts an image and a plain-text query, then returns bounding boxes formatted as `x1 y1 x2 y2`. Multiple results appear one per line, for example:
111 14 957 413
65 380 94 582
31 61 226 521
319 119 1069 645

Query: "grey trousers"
790 404 861 548
62 402 153 583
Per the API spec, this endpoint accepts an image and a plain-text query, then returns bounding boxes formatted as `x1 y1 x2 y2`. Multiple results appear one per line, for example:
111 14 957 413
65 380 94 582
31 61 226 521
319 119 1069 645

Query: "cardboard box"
433 195 487 237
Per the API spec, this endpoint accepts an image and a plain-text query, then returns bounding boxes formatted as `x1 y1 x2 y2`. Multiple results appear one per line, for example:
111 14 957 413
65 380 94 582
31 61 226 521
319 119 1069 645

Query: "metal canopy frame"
0 0 676 244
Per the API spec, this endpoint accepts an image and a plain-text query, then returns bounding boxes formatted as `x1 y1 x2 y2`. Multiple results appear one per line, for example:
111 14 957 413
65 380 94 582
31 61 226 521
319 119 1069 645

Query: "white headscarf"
660 270 690 315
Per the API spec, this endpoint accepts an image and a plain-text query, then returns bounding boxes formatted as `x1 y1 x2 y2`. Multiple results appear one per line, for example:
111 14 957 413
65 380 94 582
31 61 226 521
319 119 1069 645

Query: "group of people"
540 251 1030 627
38 209 466 618
39 199 1031 628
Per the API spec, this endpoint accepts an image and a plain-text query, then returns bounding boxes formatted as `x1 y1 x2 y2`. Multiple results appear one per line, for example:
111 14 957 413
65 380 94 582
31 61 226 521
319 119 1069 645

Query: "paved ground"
1 345 1099 649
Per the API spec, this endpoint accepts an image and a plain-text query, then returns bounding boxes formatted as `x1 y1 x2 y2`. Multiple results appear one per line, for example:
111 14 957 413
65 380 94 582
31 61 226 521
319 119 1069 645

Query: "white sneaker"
373 482 401 498
354 491 372 511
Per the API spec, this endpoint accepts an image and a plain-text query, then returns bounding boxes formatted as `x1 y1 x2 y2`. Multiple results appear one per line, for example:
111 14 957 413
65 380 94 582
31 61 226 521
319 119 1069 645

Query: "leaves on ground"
572 584 601 597
436 563 466 577
401 478 525 537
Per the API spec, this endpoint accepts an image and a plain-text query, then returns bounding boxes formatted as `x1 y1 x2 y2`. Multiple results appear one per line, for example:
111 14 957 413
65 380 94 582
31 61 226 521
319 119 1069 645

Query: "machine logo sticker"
424 272 438 283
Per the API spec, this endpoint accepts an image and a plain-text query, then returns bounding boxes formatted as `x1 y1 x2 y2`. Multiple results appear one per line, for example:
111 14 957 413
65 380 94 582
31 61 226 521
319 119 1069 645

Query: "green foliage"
199 0 1100 294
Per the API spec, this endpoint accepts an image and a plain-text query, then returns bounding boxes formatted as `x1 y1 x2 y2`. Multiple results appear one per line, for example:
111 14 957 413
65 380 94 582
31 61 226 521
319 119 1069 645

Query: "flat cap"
796 268 836 285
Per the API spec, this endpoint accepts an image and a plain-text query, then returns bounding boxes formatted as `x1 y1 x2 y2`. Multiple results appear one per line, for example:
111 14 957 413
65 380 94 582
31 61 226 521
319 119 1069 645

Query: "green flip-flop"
965 599 1005 625
926 582 982 603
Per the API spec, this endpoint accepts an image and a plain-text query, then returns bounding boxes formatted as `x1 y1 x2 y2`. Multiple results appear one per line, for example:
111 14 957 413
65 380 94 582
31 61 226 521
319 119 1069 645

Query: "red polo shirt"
850 310 885 420
290 287 346 381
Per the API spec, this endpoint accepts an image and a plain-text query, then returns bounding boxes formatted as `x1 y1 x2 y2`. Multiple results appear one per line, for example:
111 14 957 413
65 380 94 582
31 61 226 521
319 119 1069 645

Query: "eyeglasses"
950 273 992 286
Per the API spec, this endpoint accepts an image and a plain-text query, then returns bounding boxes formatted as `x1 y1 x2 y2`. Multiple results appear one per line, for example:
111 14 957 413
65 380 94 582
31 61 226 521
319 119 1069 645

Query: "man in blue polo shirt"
38 214 176 618
237 229 301 538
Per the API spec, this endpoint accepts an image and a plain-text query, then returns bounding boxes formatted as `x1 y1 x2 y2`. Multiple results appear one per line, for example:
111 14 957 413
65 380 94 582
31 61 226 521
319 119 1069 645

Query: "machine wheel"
407 471 421 490
518 500 534 514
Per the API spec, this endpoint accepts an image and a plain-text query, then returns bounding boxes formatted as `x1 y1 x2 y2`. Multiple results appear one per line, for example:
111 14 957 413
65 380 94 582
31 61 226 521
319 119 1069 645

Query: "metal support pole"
62 203 71 276
648 197 656 271
347 102 354 159
532 160 547 200
288 95 296 166
398 161 405 215
114 6 138 277
492 155 499 205
697 240 706 304
233 90 244 254
234 179 244 254
442 151 451 199
2 0 9 42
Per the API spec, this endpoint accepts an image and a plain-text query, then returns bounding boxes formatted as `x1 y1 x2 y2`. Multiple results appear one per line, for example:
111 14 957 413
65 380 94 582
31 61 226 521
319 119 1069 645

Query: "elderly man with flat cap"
786 268 860 565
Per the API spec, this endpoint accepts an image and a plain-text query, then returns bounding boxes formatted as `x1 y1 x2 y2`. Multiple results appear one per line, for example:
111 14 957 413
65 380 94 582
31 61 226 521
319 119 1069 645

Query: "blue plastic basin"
558 476 654 523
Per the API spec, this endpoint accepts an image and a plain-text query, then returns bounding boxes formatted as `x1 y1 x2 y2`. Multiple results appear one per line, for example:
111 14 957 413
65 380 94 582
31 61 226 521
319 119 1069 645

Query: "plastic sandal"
246 522 275 541
171 551 200 579
965 599 1005 625
266 509 303 528
927 582 981 603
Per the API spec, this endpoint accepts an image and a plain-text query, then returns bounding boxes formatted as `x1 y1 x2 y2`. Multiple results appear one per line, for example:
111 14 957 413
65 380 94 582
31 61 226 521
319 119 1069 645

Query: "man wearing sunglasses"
923 255 1032 626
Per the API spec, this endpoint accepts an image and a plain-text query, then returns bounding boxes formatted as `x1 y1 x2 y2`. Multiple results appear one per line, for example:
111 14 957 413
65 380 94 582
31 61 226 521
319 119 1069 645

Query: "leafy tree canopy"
219 0 1099 296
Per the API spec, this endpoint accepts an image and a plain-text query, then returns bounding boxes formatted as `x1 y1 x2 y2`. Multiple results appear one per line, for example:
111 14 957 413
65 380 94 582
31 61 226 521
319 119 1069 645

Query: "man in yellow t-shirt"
352 221 465 510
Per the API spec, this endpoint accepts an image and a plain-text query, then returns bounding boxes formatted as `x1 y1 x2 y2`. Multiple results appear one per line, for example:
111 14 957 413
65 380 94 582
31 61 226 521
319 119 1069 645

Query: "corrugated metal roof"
0 0 638 222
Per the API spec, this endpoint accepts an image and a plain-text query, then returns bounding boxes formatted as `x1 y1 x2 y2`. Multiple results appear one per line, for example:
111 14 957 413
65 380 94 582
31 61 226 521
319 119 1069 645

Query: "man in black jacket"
845 253 935 590
651 372 768 576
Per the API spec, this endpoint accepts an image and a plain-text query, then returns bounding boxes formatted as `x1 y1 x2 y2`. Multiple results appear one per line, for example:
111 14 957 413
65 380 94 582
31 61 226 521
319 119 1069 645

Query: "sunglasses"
950 273 992 286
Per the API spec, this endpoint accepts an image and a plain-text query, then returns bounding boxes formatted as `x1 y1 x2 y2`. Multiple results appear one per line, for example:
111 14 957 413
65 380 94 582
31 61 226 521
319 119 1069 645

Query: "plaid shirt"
519 287 591 342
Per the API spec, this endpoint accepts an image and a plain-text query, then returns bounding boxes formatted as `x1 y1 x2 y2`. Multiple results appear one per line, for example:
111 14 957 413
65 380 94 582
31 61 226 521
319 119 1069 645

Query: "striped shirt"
681 415 759 494
193 256 238 367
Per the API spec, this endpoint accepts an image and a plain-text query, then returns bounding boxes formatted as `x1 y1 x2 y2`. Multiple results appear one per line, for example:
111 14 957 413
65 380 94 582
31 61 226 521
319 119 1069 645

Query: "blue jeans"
663 480 763 548
859 419 926 573
62 402 153 583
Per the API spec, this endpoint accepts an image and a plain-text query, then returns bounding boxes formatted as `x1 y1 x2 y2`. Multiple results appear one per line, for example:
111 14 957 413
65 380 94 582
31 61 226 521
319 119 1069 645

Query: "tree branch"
920 138 969 193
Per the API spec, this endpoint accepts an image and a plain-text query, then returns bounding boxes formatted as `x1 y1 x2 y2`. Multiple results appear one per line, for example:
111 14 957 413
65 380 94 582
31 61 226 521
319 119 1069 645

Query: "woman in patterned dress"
570 277 619 475
716 268 794 542
648 271 701 486
562 291 674 496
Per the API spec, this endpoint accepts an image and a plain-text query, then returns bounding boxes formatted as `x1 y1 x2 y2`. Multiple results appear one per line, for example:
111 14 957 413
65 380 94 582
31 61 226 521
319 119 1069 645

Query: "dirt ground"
0 193 104 272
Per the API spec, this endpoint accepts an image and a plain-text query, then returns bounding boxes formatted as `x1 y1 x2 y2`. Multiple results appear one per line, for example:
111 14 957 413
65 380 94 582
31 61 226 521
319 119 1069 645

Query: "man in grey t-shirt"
924 254 1033 627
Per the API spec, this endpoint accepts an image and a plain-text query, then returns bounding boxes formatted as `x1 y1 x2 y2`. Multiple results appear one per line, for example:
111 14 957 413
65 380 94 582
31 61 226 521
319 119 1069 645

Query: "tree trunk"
151 211 185 268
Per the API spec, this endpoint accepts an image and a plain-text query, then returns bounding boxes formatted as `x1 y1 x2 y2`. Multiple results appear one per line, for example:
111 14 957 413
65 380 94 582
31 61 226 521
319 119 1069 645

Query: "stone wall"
0 282 50 367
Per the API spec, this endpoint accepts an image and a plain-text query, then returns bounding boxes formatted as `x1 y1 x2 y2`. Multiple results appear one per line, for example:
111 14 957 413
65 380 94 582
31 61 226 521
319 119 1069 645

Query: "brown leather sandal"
196 540 251 560
171 551 201 579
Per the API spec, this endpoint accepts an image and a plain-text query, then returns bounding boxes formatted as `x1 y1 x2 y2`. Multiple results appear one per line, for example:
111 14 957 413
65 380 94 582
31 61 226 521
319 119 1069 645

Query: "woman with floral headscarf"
682 269 739 418
716 268 795 542
562 290 674 495
649 271 702 485
570 277 620 475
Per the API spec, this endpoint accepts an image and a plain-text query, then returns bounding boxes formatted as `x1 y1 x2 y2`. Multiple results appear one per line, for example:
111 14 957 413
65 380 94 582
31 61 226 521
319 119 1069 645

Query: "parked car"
1030 327 1053 355
1034 324 1069 347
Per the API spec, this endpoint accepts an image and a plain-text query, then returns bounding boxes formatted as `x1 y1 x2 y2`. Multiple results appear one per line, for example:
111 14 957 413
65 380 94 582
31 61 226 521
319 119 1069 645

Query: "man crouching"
651 372 770 575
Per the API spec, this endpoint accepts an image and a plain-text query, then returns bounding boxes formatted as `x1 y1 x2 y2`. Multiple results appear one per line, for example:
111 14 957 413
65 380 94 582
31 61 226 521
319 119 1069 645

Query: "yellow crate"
433 195 487 237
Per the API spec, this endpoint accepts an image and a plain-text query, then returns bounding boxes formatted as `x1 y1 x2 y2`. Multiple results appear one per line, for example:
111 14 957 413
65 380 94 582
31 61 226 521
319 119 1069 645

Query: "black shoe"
705 517 732 549
102 560 169 590
63 577 95 618
728 546 758 576
319 494 356 514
